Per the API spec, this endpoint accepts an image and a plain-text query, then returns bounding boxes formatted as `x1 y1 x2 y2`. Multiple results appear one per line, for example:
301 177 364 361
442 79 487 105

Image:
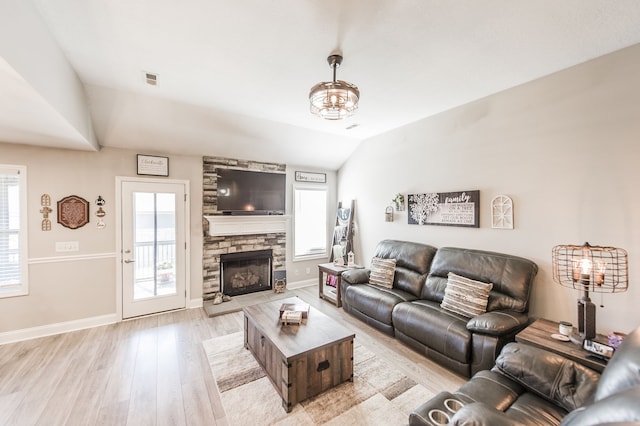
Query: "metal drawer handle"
317 360 330 372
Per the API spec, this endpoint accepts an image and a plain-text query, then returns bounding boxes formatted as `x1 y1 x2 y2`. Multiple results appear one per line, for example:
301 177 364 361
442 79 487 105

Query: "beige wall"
338 44 640 335
0 145 203 333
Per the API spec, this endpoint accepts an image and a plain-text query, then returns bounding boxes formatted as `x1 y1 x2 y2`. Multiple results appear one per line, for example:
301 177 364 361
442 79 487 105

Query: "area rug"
203 331 436 425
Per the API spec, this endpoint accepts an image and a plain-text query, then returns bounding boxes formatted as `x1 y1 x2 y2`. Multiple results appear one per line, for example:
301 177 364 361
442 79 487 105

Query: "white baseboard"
188 298 203 308
287 278 316 289
0 313 119 346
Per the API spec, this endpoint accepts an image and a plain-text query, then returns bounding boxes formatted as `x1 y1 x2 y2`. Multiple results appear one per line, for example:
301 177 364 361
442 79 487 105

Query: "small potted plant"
392 193 405 211
157 261 174 282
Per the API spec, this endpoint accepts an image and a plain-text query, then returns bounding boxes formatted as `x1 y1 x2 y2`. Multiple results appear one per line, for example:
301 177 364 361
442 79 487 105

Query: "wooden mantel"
203 215 289 237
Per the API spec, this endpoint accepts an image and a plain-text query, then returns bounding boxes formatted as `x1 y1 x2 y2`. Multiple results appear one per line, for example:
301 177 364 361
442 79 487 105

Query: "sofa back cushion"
495 343 600 412
422 247 538 313
372 239 437 298
594 325 640 401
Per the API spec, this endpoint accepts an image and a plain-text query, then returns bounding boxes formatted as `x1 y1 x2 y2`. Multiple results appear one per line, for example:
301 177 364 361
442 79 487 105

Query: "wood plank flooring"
0 285 465 425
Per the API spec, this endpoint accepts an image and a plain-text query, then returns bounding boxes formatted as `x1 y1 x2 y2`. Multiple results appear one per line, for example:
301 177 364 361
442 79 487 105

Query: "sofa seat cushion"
502 393 567 426
455 370 524 410
344 284 416 326
392 299 471 364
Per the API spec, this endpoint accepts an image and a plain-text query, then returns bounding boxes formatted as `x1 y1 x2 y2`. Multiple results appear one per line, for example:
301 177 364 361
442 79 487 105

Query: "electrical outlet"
56 241 79 252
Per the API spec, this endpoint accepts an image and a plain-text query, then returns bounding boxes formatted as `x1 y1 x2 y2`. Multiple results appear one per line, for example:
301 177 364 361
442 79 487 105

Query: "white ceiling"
3 1 640 169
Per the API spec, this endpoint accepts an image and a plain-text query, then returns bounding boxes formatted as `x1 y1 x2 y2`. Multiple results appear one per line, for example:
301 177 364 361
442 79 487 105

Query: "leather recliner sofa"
409 325 640 425
340 239 538 377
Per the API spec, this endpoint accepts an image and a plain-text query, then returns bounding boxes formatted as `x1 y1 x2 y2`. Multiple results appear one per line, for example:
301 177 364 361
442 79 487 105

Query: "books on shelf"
279 302 310 319
326 274 338 288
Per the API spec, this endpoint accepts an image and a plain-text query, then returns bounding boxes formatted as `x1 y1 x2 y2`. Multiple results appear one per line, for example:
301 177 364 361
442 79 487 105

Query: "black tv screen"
216 169 285 215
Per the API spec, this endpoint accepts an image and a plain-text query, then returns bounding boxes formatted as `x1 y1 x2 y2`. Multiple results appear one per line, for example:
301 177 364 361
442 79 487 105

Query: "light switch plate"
56 241 79 252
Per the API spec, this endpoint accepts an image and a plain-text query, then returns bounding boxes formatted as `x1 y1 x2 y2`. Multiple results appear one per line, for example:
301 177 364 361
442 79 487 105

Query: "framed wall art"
137 154 169 176
295 171 326 183
491 195 514 229
408 190 480 228
57 195 90 229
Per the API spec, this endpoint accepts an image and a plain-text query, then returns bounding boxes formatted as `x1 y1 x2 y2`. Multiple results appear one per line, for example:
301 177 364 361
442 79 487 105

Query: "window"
293 186 327 260
0 165 28 297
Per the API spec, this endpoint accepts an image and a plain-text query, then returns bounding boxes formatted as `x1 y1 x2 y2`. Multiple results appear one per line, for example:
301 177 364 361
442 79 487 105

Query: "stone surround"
202 156 287 300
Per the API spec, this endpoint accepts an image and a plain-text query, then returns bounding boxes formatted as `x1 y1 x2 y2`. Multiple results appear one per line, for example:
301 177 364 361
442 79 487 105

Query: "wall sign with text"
137 154 169 176
295 171 326 183
408 190 479 228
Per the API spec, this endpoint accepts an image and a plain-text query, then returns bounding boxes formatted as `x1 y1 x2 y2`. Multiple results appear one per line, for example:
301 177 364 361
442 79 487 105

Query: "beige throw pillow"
369 257 396 289
441 272 493 318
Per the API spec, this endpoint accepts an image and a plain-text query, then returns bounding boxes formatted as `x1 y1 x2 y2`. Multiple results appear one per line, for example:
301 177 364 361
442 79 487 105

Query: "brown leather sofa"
341 239 538 377
409 325 640 425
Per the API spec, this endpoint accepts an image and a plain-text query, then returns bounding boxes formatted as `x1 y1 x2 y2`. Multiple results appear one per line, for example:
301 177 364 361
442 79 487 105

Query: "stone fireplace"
202 157 287 301
220 249 272 296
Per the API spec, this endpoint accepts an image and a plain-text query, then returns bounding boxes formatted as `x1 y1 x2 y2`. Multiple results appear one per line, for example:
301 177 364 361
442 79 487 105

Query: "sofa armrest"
494 342 600 412
341 268 370 285
409 392 458 426
411 393 515 426
466 310 529 336
450 402 518 426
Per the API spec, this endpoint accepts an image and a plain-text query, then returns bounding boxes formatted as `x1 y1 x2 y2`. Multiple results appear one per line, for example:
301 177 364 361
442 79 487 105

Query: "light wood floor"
0 285 465 426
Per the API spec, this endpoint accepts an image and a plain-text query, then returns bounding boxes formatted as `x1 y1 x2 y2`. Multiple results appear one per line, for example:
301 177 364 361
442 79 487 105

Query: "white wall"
0 144 203 334
0 0 97 149
338 44 640 335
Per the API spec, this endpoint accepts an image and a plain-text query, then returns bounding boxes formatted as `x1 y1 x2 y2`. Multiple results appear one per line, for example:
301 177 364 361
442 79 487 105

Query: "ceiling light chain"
309 54 360 120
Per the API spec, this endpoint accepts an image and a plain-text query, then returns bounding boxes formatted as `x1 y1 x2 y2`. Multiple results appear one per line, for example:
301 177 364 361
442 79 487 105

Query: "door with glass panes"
120 180 187 319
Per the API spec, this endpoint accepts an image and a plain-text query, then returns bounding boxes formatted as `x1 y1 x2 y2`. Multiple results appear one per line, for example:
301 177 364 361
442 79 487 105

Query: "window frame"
0 164 28 298
292 184 328 261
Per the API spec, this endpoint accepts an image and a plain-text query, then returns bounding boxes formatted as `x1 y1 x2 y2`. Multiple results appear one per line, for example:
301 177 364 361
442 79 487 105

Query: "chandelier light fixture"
309 54 360 120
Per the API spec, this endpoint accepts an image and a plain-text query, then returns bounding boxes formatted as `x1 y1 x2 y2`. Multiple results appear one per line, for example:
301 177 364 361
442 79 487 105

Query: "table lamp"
552 242 628 344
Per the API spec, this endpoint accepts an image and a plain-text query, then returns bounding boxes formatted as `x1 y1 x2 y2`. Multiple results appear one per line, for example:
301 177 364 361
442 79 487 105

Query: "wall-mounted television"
216 169 286 215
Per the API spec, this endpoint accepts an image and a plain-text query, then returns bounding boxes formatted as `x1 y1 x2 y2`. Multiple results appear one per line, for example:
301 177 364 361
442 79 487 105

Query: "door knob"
123 259 135 263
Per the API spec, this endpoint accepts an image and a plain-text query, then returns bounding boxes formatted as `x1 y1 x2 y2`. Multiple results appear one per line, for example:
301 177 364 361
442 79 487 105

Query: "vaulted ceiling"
2 1 640 169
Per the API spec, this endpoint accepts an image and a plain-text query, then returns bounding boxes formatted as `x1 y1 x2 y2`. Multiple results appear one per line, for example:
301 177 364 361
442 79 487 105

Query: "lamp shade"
552 242 628 294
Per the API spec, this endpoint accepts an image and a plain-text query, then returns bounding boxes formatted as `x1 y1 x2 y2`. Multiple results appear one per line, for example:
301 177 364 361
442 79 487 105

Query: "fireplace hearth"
220 249 272 296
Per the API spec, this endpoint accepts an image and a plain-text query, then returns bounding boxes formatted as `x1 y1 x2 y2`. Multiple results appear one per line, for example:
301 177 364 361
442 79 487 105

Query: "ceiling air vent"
144 72 158 86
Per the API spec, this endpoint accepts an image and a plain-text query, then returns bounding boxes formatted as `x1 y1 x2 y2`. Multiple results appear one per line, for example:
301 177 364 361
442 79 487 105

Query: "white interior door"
120 180 187 319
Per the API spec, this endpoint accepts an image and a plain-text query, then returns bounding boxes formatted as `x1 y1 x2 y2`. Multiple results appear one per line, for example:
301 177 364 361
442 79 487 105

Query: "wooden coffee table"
243 297 355 412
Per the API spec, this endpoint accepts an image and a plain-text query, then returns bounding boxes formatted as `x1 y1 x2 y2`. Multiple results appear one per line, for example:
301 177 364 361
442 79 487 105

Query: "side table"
515 318 608 372
318 263 348 307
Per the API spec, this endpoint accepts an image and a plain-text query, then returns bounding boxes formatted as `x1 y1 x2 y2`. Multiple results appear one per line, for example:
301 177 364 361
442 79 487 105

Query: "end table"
318 263 348 307
516 318 608 372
